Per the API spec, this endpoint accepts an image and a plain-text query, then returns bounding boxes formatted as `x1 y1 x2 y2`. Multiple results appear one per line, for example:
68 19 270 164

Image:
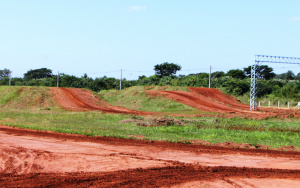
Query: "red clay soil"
1 125 300 187
188 87 250 110
50 87 152 115
146 87 300 119
147 90 250 114
49 87 300 119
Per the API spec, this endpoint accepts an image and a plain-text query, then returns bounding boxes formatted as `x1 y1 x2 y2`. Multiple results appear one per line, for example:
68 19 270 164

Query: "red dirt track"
50 87 152 115
49 87 300 119
1 125 300 187
147 87 300 119
188 87 250 109
1 87 300 187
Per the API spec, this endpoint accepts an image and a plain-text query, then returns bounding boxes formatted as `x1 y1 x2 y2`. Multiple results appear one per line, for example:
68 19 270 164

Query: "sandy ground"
0 125 300 187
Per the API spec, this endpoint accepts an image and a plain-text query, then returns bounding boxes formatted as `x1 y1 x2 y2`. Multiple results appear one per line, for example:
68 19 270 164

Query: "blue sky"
1 0 299 79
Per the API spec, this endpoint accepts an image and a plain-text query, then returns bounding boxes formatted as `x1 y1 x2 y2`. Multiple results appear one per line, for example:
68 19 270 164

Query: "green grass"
0 86 22 105
193 117 300 133
0 108 300 149
0 86 57 109
98 86 200 114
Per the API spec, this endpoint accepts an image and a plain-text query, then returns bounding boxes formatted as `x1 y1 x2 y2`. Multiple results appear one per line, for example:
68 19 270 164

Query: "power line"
250 55 300 111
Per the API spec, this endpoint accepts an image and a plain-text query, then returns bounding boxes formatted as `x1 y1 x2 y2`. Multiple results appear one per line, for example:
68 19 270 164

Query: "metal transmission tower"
250 55 300 111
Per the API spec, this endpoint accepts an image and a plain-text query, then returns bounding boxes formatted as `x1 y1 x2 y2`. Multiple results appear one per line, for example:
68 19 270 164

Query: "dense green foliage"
0 69 12 79
226 69 246 79
244 65 275 80
1 66 300 102
24 68 53 80
154 62 181 77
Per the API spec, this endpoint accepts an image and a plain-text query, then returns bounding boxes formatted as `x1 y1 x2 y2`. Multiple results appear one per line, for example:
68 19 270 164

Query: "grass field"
0 86 300 149
0 108 299 149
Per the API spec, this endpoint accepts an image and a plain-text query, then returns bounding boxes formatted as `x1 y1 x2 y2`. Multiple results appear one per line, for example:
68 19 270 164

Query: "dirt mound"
146 89 252 114
50 87 152 115
188 87 249 109
146 87 300 119
50 87 300 119
3 86 299 118
1 125 300 187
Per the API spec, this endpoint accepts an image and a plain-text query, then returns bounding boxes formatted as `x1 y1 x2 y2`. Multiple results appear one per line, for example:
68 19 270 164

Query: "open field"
0 86 300 187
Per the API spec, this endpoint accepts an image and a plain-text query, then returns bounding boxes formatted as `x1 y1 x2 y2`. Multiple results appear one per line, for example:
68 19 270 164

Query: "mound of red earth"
0 125 300 187
50 87 152 115
49 87 300 119
147 87 300 119
188 87 249 109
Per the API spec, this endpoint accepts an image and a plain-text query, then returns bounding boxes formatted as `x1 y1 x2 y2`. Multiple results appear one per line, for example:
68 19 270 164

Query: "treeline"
1 64 300 101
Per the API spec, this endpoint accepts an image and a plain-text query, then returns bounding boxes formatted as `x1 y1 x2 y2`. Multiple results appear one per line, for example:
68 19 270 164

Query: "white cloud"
289 16 300 22
129 5 147 11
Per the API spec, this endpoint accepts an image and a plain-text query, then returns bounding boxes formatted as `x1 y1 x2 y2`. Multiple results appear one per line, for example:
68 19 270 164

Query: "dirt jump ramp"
146 87 253 114
50 87 300 118
50 87 151 115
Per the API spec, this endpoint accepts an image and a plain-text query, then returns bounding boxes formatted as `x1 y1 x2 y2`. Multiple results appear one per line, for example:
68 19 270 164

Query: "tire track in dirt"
0 147 51 174
1 164 300 187
1 125 300 187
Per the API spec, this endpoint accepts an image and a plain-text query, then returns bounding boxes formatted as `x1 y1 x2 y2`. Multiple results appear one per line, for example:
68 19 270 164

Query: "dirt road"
1 125 300 187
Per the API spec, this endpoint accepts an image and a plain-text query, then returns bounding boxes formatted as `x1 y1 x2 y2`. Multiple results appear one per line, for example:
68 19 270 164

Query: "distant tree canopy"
227 69 246 79
275 70 295 80
154 62 181 77
138 75 147 80
295 73 300 80
0 68 12 79
243 65 275 80
24 68 53 80
211 71 225 79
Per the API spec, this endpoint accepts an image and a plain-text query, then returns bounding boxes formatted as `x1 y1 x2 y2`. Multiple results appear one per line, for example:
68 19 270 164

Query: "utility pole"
209 66 211 88
57 71 59 87
9 73 11 86
120 69 122 90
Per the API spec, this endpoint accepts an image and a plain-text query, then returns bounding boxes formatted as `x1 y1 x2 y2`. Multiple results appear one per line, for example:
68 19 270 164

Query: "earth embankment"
50 87 300 119
50 87 152 115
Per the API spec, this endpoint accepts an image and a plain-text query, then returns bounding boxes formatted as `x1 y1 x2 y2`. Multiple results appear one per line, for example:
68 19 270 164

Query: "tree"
295 72 300 80
211 71 225 78
243 65 275 80
226 69 246 79
0 68 12 79
286 70 295 80
24 68 53 80
82 73 88 78
276 70 295 80
138 75 146 80
154 62 181 78
196 73 209 79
